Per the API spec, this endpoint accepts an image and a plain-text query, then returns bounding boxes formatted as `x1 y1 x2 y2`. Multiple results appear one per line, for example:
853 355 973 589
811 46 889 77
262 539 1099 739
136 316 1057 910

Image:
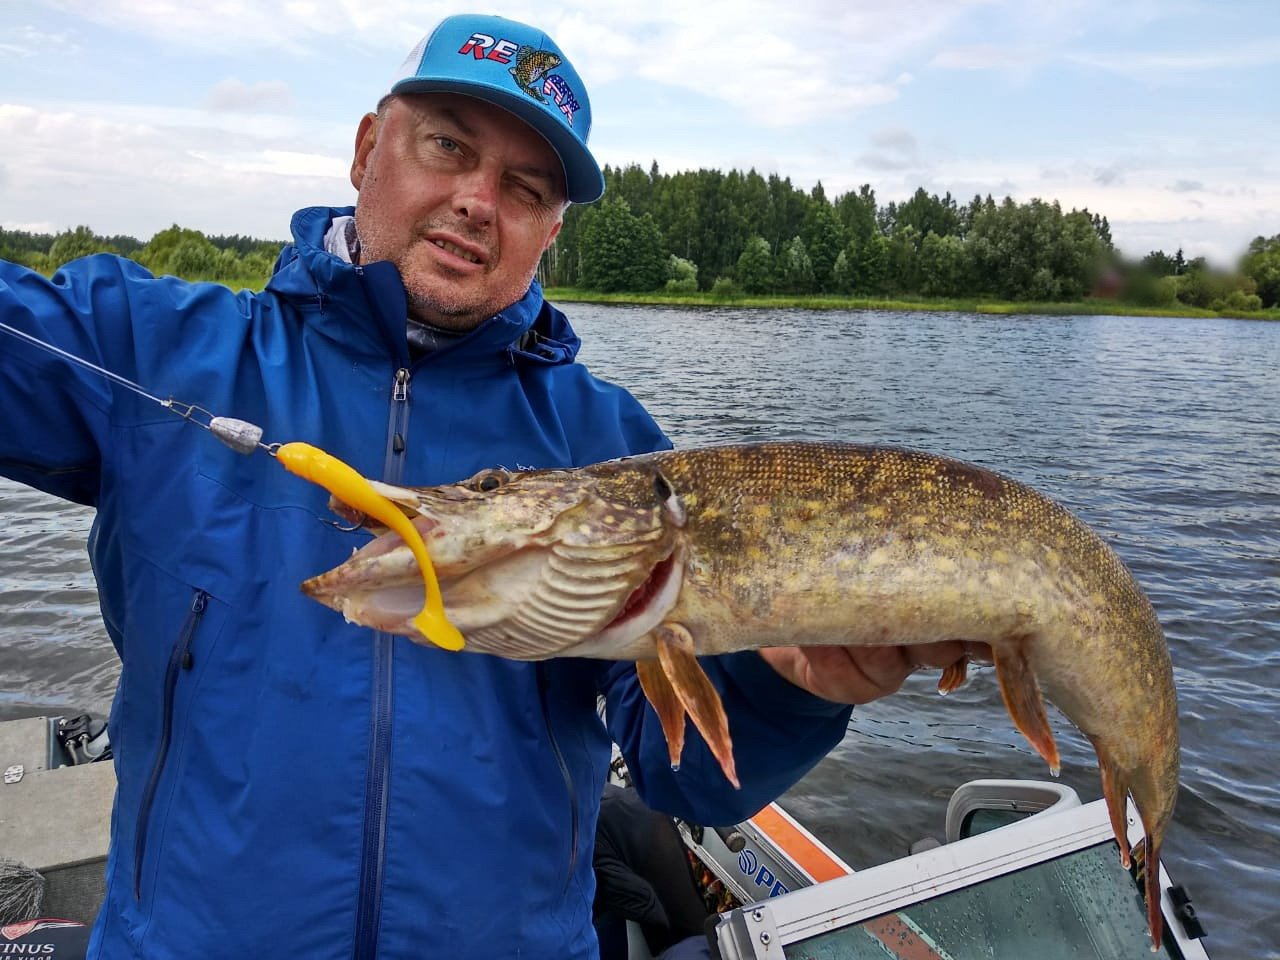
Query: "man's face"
350 93 567 331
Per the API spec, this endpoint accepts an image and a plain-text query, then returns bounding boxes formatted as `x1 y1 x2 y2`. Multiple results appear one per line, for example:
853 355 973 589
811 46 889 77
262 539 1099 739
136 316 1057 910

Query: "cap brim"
389 79 604 204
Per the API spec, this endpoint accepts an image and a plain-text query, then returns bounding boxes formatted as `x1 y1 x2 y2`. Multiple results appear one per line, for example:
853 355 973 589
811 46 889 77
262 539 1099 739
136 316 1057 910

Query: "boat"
0 714 1210 958
669 777 1210 959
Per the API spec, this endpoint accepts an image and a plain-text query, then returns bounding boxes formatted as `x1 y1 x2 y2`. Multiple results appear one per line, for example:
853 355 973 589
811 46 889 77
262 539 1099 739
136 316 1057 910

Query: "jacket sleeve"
0 255 135 505
600 652 852 826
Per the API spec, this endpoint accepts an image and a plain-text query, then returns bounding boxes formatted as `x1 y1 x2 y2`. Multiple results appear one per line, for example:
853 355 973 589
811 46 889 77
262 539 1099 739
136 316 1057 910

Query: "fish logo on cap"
509 46 562 103
452 32 580 125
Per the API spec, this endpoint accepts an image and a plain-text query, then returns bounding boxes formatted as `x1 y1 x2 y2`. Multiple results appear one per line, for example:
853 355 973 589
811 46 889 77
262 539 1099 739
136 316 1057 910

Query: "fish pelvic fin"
636 657 686 771
937 656 970 695
654 622 739 789
993 637 1061 776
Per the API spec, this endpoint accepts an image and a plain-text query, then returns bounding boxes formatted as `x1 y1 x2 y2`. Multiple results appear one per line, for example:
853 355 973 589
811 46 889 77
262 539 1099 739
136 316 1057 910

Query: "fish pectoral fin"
654 622 740 789
636 657 687 771
937 655 970 695
993 638 1061 776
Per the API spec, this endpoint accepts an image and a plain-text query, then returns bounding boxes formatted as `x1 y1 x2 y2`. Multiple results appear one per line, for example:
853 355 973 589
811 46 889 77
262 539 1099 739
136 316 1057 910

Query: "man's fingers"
760 641 996 707
847 645 914 696
905 640 969 671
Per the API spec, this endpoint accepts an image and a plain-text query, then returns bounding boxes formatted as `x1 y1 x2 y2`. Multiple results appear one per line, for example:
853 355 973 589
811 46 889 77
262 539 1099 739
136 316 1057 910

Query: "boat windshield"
783 840 1186 960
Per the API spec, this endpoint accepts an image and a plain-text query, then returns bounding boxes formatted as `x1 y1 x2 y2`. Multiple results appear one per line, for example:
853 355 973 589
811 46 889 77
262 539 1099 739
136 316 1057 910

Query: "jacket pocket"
133 588 210 899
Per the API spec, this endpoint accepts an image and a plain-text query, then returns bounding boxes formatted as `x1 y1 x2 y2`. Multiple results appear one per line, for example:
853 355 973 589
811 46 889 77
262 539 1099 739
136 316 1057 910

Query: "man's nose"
454 168 499 224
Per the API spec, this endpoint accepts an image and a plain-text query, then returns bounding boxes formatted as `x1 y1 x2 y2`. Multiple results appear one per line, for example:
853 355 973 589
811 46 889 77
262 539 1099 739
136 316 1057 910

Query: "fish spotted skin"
301 441 1179 947
509 47 562 102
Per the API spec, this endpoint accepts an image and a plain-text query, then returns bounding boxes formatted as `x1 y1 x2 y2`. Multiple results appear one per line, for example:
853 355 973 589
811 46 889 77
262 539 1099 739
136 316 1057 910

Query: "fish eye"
652 472 673 502
474 472 505 493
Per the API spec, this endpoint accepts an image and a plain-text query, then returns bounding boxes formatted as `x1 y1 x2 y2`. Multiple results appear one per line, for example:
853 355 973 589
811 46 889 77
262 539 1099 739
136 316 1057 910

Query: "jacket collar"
267 206 580 370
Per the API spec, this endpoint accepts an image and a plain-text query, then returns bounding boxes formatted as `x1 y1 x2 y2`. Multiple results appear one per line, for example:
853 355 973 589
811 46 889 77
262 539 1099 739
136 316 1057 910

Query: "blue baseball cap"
386 14 604 204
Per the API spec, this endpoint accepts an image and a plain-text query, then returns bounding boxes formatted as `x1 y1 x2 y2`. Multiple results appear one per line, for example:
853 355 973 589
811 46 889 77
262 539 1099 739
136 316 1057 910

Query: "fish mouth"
303 495 682 658
300 504 453 635
603 551 679 631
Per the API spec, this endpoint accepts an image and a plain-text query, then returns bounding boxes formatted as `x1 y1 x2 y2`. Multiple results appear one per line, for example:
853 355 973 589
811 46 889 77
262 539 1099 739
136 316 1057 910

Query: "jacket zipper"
353 367 410 960
536 663 580 892
133 589 209 899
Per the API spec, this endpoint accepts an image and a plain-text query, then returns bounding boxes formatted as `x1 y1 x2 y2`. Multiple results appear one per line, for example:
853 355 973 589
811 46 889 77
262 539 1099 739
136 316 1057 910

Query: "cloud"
0 103 352 240
198 149 349 179
1168 179 1203 193
40 0 352 53
206 79 294 113
527 0 986 127
0 24 78 58
1093 165 1124 186
930 44 1041 70
31 0 991 128
1066 40 1280 79
857 126 922 172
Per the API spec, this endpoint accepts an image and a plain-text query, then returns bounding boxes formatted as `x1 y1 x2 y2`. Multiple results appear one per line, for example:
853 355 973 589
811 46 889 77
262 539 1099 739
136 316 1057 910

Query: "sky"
2 0 1277 266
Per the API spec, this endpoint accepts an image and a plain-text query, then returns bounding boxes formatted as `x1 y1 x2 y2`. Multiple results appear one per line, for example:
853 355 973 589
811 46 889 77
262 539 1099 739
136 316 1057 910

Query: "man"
0 14 968 958
592 783 714 960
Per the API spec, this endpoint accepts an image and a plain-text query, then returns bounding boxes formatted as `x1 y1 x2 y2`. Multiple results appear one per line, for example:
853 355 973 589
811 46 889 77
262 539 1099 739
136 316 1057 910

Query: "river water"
1 305 1277 957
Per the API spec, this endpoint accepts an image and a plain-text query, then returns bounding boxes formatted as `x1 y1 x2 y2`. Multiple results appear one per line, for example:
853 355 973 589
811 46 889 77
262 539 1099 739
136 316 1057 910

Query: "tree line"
4 164 1277 312
544 164 1277 311
0 225 282 291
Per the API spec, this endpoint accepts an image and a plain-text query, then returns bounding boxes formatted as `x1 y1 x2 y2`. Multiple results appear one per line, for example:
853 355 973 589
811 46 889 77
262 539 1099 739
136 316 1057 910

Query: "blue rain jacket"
0 207 852 959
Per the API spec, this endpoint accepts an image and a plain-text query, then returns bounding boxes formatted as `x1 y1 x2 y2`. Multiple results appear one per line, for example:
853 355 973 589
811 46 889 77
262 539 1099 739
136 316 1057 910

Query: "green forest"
3 162 1278 316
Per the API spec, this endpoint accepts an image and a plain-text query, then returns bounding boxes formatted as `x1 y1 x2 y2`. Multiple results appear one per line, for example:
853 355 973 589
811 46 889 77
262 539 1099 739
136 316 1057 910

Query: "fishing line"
1 317 272 456
3 321 373 535
0 318 363 529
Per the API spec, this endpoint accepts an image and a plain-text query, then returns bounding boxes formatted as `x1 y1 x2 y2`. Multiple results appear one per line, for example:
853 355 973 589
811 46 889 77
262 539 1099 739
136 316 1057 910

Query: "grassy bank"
543 288 1280 321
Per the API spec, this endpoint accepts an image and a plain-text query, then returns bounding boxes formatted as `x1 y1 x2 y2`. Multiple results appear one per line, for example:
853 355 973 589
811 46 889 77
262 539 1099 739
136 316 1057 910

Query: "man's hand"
758 641 990 706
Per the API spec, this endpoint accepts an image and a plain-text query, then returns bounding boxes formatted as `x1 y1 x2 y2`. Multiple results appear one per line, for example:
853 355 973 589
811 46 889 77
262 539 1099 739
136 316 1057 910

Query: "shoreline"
543 288 1280 321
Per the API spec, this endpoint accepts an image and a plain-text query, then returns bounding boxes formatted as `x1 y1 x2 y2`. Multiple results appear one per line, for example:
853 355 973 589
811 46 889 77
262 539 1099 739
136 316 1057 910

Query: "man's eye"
435 136 459 152
511 180 544 203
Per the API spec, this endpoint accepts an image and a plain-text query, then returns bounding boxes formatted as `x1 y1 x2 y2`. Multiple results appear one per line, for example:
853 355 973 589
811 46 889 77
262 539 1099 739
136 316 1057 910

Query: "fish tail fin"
1131 747 1178 950
637 657 686 770
1141 835 1164 951
654 622 739 789
1089 731 1177 950
993 638 1060 776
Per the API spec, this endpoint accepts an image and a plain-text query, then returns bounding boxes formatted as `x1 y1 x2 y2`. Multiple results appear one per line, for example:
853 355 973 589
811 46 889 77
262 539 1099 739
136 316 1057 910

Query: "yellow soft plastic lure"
276 441 464 651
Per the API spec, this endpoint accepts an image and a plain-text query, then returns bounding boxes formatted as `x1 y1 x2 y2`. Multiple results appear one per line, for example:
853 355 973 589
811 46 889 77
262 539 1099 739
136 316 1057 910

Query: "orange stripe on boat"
747 804 852 883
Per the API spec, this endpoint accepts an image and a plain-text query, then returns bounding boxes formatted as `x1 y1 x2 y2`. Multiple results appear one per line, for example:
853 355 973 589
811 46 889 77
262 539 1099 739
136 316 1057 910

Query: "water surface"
1 306 1276 957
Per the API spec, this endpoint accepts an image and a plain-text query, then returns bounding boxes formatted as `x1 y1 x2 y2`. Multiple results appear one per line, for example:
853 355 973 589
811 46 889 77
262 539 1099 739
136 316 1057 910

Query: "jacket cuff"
716 651 853 719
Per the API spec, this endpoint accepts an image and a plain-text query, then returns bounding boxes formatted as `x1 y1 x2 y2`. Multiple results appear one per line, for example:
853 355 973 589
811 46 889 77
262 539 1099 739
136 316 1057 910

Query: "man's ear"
543 218 563 252
350 113 379 190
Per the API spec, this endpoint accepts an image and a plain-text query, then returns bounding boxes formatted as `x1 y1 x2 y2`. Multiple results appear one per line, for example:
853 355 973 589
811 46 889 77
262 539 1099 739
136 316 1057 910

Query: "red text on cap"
458 34 520 64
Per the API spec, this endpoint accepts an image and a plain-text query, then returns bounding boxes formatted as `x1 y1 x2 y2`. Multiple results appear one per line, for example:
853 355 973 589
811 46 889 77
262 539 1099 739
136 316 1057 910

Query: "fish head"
302 457 688 657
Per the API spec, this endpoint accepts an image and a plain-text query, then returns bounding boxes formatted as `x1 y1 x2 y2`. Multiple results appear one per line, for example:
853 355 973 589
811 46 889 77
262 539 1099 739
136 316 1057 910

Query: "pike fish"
301 442 1179 947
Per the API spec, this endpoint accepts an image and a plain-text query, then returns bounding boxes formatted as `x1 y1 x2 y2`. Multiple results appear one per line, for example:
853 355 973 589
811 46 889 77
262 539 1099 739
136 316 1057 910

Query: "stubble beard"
357 208 504 331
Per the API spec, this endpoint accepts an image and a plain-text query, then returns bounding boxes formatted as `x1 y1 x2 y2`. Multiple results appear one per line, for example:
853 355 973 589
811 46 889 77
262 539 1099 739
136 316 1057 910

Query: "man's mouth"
431 238 483 264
